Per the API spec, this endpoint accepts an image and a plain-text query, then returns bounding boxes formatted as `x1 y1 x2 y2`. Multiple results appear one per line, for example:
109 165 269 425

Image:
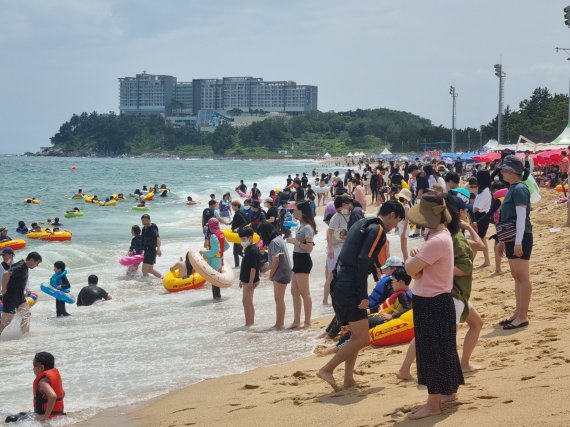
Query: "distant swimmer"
16 221 29 234
52 217 63 227
0 226 12 242
186 196 199 205
76 275 112 306
71 189 83 200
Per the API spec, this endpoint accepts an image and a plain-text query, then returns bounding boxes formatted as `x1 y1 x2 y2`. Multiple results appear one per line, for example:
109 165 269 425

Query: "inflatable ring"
71 194 83 200
64 211 84 218
27 229 49 239
283 220 298 229
102 199 117 207
119 254 144 266
132 206 149 211
0 291 38 320
222 229 260 244
555 184 568 192
163 270 206 292
0 239 26 251
369 310 415 347
39 231 72 242
493 188 508 200
40 283 75 304
236 189 248 198
23 198 40 204
188 251 234 288
142 193 154 201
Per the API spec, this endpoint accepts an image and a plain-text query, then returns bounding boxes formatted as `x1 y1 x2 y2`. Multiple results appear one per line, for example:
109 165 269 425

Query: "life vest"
379 290 407 314
369 276 392 308
49 269 68 288
33 368 65 417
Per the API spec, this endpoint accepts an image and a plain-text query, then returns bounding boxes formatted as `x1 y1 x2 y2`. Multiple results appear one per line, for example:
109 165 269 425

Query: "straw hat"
408 195 451 229
395 189 412 202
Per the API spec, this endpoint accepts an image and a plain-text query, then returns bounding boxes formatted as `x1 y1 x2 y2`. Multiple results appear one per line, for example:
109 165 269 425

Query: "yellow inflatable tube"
23 198 40 204
27 229 49 239
102 199 117 206
163 270 206 292
369 310 414 347
222 229 260 244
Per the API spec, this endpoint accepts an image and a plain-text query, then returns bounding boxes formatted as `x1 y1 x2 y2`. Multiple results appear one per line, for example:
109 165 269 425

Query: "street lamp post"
494 64 506 144
449 85 457 152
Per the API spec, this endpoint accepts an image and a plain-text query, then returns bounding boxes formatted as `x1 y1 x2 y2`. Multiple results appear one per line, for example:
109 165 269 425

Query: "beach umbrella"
472 152 501 163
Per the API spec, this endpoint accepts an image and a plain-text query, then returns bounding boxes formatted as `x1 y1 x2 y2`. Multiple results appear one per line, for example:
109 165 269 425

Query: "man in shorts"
0 251 42 337
317 201 404 391
140 214 162 279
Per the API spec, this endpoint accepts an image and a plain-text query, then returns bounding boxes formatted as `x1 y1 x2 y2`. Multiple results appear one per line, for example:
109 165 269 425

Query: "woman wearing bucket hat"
497 155 533 330
404 191 464 420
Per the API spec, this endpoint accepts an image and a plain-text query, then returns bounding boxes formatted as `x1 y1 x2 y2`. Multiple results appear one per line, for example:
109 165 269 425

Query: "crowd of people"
1 148 561 422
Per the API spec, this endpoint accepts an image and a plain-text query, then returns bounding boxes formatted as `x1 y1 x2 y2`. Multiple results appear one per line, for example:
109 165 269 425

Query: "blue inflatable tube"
283 220 299 229
40 283 75 304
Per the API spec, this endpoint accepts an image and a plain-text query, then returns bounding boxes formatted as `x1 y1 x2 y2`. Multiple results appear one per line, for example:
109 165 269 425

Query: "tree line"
48 87 569 156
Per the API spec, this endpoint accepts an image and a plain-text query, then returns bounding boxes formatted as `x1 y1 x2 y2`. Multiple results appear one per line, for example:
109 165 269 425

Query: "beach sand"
103 189 570 426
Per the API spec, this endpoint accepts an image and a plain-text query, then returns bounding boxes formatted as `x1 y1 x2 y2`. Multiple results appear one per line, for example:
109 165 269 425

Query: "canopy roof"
380 148 392 155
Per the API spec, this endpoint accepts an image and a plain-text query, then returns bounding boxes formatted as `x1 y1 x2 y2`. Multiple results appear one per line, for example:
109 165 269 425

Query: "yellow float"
222 229 260 244
369 309 414 347
163 270 206 292
102 199 117 206
23 198 40 204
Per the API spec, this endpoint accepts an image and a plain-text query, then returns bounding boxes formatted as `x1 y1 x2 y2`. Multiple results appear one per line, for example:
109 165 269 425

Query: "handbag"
495 220 516 242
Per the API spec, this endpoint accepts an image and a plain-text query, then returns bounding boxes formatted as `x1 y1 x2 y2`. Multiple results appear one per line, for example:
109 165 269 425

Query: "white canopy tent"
379 148 392 157
323 152 332 158
347 152 354 157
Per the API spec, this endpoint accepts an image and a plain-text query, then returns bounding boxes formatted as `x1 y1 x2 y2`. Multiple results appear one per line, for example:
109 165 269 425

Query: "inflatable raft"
64 211 84 218
188 251 234 288
0 239 26 251
369 310 415 347
163 270 206 292
0 291 38 320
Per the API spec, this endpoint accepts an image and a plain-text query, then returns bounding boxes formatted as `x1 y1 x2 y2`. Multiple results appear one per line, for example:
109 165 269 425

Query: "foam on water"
0 157 336 423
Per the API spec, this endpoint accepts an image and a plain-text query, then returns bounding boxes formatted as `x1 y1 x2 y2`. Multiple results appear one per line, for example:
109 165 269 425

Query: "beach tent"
549 123 570 147
379 148 392 157
347 152 354 157
471 152 501 163
323 152 331 158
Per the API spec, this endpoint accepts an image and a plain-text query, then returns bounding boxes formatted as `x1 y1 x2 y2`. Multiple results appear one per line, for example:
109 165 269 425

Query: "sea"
0 156 345 424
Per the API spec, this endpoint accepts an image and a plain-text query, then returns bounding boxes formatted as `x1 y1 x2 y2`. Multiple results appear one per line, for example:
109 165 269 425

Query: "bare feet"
395 370 415 381
286 323 301 330
273 324 284 331
408 403 441 420
441 393 458 404
303 322 311 329
317 369 339 391
462 363 486 373
491 271 505 276
477 263 490 269
342 379 369 390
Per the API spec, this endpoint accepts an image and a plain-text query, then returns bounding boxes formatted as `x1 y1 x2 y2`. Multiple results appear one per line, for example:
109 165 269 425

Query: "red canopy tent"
471 152 501 163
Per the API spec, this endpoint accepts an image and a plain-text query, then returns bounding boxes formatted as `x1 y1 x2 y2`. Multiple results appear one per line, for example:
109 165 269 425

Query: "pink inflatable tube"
119 254 144 266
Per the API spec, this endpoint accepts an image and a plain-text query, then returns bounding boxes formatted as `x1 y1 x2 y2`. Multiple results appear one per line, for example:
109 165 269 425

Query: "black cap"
1 247 15 255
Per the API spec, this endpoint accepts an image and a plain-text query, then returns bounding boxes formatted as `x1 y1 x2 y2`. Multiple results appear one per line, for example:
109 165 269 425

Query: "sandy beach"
92 188 570 427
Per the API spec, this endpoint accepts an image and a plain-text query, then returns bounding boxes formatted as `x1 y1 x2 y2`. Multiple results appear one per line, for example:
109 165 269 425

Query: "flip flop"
503 321 529 330
498 318 513 326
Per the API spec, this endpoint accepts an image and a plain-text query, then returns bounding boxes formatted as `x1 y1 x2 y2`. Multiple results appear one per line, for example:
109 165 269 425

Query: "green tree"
210 124 236 154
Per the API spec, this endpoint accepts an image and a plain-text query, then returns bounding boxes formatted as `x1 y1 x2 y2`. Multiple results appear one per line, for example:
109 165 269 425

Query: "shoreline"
102 189 570 426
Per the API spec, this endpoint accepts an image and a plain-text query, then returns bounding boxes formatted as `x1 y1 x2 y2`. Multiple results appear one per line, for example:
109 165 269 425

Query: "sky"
2 0 570 154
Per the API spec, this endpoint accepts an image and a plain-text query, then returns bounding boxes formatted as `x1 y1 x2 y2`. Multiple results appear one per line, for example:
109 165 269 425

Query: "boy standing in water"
52 261 71 317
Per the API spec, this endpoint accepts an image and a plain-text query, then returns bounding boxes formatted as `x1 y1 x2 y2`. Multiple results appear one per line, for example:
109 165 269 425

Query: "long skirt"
413 293 464 395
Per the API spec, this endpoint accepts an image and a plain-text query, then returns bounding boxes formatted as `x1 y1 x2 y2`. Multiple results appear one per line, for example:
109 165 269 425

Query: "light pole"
449 85 457 152
494 64 506 144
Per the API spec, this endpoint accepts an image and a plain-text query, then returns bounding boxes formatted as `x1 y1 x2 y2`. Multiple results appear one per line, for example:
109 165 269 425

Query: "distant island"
38 87 567 158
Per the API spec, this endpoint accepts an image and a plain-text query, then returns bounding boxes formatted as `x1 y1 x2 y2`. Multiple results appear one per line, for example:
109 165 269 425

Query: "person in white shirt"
472 170 492 268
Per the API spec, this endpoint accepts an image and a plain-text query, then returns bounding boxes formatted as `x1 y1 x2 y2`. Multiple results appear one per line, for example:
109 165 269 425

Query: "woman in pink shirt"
352 179 367 211
404 191 464 420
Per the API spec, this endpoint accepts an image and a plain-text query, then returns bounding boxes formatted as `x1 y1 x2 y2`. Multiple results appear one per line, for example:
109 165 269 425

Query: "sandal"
498 318 513 326
503 321 529 330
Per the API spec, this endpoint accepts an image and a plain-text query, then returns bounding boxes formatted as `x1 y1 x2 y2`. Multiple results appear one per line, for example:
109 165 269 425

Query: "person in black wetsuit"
76 275 111 306
0 251 42 337
317 201 404 391
140 214 162 279
231 200 248 267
